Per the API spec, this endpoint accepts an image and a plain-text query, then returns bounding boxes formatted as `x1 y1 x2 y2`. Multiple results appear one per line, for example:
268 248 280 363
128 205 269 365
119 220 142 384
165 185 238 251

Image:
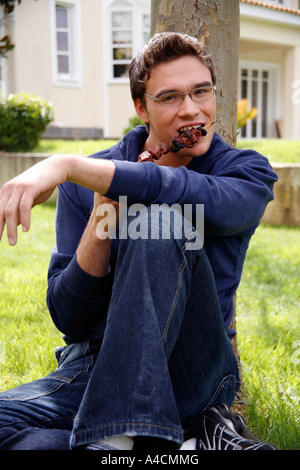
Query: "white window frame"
49 0 82 87
261 0 290 6
0 4 6 99
238 60 280 139
102 0 150 84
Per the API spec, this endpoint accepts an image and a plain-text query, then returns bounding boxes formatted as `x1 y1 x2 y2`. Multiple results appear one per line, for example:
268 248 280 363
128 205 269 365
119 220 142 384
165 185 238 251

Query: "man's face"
135 55 216 164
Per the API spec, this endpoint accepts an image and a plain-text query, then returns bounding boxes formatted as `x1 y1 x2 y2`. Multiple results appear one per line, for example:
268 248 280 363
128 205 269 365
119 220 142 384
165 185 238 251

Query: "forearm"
67 155 115 194
76 211 111 278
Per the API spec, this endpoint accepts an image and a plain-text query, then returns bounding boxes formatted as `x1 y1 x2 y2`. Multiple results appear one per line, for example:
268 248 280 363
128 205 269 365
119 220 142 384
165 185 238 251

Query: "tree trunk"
151 0 239 146
151 0 246 406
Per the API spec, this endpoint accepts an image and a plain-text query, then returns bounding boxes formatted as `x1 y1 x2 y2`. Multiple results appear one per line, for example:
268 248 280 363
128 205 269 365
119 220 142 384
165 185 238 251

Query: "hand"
0 155 68 245
93 193 125 240
0 154 115 246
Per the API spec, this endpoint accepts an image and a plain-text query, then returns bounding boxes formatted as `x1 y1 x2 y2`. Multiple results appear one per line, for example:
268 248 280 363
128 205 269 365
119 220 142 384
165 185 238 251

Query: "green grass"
0 204 299 449
237 224 300 450
31 139 118 156
236 139 300 164
27 138 300 164
0 204 61 390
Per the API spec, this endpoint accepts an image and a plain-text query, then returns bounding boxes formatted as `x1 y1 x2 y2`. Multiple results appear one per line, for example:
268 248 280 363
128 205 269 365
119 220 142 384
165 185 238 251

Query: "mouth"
177 122 216 141
178 124 205 133
178 122 216 135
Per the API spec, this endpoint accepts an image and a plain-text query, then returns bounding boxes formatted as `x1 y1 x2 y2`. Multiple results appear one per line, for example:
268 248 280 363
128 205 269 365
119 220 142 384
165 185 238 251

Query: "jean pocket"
0 356 93 402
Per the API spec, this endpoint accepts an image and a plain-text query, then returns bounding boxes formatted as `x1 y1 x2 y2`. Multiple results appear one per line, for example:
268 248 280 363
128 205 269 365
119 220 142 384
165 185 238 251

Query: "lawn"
236 224 300 450
236 139 300 164
31 138 119 156
30 137 300 164
0 204 61 389
0 202 299 450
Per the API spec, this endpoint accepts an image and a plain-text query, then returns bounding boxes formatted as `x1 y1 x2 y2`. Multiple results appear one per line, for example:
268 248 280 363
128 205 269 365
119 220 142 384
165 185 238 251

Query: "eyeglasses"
144 85 216 108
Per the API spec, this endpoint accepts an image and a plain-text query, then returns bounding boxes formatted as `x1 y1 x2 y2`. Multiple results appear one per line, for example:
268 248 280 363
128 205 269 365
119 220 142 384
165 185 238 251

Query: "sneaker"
180 403 277 450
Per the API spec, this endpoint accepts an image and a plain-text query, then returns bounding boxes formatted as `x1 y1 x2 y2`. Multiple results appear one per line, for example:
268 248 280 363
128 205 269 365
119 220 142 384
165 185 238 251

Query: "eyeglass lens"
159 87 214 107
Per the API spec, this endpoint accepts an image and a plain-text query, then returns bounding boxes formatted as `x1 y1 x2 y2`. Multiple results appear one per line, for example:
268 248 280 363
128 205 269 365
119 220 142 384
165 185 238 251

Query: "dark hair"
129 32 216 105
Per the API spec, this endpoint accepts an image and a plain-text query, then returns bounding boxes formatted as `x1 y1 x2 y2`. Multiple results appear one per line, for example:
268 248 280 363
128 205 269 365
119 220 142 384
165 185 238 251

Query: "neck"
155 153 193 168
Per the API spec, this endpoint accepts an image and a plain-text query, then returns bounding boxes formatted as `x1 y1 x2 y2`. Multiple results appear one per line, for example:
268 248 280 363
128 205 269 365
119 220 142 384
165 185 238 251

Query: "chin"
185 141 210 158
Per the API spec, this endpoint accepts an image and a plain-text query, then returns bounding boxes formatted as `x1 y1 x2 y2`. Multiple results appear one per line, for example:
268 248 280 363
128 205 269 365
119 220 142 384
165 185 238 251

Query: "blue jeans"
0 206 240 450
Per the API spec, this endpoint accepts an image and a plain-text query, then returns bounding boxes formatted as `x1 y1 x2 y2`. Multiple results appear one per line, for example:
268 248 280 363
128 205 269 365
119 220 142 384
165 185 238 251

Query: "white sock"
90 435 134 450
106 435 134 450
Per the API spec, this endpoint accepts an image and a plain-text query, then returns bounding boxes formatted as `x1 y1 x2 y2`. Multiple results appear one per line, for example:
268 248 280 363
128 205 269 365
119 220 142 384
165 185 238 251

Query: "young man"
0 33 278 450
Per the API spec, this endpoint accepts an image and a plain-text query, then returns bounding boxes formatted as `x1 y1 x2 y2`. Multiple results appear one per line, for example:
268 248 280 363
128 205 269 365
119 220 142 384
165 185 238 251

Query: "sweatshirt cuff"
105 160 148 203
62 254 112 301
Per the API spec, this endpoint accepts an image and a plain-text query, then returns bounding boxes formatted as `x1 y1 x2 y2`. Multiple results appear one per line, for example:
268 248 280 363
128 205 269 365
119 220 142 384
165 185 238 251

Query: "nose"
177 93 200 117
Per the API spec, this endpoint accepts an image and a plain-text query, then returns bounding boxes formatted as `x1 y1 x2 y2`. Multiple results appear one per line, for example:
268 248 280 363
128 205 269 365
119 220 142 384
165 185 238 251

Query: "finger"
0 191 6 242
19 193 33 234
94 192 108 205
0 209 6 242
4 205 19 246
0 185 13 244
3 187 23 246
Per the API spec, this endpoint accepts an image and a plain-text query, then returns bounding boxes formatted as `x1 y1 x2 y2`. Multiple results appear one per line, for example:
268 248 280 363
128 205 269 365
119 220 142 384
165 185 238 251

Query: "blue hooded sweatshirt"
47 126 278 343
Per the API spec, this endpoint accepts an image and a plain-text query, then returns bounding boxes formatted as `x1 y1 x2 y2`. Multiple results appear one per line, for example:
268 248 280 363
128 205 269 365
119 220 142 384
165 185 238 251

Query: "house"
0 0 299 140
239 0 300 139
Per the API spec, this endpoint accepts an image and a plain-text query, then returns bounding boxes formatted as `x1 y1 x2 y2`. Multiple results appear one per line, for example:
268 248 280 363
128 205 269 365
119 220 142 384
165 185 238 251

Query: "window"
56 6 71 75
50 0 82 87
111 10 133 78
261 0 289 6
238 62 279 138
142 13 150 43
103 0 150 81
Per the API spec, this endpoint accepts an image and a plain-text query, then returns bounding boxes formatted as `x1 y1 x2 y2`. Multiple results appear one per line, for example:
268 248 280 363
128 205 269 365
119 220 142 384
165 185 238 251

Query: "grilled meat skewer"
138 122 216 163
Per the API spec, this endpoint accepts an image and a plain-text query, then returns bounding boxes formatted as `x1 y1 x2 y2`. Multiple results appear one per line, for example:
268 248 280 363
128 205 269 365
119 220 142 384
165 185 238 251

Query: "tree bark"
151 0 246 406
151 0 239 146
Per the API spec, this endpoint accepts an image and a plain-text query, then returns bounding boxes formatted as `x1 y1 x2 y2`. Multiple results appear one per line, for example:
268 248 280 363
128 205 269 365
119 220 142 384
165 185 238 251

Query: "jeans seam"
203 373 238 412
161 254 187 343
0 383 66 402
0 356 95 403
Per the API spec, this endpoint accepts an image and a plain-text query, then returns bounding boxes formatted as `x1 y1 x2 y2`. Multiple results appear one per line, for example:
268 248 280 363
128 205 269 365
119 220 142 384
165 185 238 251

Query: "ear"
134 99 150 124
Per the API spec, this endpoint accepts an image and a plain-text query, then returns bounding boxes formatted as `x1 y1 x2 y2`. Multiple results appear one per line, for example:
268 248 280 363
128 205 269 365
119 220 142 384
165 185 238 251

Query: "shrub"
0 92 55 151
123 115 145 135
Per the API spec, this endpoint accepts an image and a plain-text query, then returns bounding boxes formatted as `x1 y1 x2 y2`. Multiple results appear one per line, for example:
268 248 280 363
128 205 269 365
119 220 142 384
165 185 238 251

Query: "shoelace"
196 422 269 450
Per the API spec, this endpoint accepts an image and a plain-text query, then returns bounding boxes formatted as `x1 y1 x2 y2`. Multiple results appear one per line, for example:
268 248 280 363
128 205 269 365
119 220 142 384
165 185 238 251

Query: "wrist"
85 211 113 245
76 213 112 278
47 154 79 186
60 154 80 184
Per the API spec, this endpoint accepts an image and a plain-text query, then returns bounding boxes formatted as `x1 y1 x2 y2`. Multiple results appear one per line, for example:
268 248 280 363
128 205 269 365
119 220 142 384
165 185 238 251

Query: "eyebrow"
153 81 214 98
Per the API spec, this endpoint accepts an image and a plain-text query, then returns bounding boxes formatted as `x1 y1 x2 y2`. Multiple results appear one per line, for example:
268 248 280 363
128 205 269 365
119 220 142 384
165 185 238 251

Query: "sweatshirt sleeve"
47 182 113 342
105 149 278 236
